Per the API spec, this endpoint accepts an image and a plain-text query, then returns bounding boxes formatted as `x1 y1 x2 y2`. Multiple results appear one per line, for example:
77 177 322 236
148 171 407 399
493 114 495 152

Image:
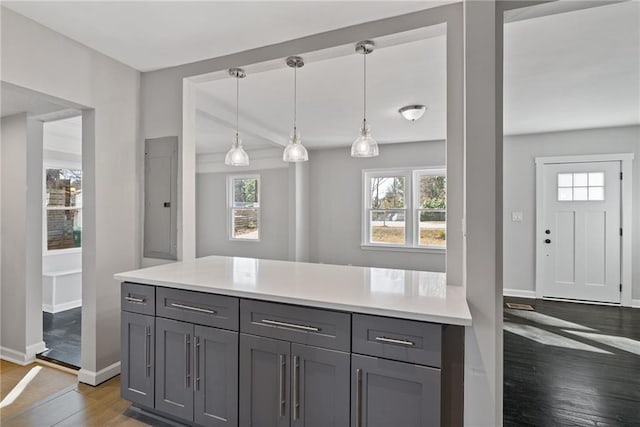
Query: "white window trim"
362 167 446 252
227 174 261 242
42 164 83 255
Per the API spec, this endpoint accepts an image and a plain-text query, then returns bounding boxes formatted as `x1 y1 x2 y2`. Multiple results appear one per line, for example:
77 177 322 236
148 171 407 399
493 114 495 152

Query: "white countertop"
114 256 472 326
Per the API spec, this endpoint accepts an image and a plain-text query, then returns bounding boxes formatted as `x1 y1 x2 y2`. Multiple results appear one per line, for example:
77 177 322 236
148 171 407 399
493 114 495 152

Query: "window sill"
360 244 446 254
44 248 82 256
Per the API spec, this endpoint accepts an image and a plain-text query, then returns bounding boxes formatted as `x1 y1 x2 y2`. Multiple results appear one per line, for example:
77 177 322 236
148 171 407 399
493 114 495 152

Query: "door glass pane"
573 187 588 201
558 173 573 187
46 169 82 207
47 209 82 250
588 187 604 201
573 173 588 187
558 187 573 201
418 210 446 247
370 210 405 244
370 177 405 209
588 172 604 186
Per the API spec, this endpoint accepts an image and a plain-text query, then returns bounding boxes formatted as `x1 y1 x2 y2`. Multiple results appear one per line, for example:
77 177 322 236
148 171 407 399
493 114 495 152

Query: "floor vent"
505 302 534 311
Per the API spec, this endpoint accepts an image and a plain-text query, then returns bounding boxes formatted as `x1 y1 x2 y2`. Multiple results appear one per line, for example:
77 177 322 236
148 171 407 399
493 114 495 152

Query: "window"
557 172 604 201
363 168 446 250
45 168 82 251
228 175 260 240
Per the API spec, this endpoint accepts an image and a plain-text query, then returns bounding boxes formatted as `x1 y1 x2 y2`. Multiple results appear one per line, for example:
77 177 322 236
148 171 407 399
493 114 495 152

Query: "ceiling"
2 1 452 72
195 33 446 153
504 1 640 135
44 115 82 155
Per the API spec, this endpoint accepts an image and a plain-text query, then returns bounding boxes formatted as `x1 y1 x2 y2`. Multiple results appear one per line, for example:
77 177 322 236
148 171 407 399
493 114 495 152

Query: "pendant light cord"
363 51 367 124
235 75 240 136
293 65 297 133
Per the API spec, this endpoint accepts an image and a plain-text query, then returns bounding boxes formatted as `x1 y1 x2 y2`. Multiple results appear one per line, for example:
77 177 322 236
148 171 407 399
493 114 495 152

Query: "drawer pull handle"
375 336 415 346
125 296 145 304
261 319 320 332
170 303 216 314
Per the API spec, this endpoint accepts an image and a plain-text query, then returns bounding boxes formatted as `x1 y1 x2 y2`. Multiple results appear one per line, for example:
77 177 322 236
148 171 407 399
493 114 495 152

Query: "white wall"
308 141 446 271
1 8 140 381
1 113 46 363
196 167 291 261
503 125 640 300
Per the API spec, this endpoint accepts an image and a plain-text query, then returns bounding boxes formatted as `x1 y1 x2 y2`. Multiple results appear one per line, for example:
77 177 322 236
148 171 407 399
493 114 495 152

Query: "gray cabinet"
195 325 238 426
155 317 194 420
156 318 238 426
239 334 350 427
351 354 441 427
121 311 154 408
239 334 291 427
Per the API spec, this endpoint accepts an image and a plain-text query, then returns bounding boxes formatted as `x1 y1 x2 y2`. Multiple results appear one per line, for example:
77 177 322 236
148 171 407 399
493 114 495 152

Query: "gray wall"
503 125 640 300
196 167 291 261
1 114 44 362
2 8 140 381
308 141 446 271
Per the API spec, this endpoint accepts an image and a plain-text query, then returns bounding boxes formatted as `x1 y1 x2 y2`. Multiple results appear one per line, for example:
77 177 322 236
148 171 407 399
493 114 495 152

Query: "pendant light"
351 40 379 158
283 56 309 162
225 67 249 166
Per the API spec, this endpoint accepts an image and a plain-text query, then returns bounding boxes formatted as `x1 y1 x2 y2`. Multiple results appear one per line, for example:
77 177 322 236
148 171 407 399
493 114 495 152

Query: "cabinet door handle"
125 295 145 304
293 355 300 421
170 303 215 315
279 354 286 417
356 368 363 427
145 326 152 377
195 336 201 391
185 334 191 388
374 336 415 346
261 319 320 332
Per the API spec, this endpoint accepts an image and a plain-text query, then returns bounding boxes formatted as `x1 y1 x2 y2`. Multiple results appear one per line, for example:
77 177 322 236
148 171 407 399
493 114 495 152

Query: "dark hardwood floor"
39 307 82 369
504 297 640 427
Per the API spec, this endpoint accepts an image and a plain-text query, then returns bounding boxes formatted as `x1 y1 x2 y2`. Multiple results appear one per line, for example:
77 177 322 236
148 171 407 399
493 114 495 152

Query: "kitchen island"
115 256 471 427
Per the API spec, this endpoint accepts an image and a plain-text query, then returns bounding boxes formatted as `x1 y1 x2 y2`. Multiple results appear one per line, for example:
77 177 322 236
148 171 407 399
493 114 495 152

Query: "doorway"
39 115 83 368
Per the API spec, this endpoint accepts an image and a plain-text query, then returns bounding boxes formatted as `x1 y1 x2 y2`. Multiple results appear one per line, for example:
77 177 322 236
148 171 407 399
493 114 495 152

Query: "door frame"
535 153 634 307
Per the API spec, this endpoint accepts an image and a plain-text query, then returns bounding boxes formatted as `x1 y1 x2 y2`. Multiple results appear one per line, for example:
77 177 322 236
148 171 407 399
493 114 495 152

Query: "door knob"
544 239 551 244
545 229 551 234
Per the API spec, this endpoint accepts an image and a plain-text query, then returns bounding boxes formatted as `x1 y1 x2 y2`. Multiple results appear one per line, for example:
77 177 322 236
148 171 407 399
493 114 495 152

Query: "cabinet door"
351 354 441 427
239 334 291 427
155 318 194 420
194 325 238 427
291 344 350 427
121 311 154 408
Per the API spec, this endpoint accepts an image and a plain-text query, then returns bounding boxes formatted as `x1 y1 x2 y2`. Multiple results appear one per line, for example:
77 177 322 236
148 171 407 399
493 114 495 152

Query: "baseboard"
503 289 537 299
42 300 82 314
632 299 640 308
78 361 120 386
1 341 46 365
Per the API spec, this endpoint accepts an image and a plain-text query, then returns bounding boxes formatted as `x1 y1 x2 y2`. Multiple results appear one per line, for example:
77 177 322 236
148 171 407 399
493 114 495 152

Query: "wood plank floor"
504 297 640 426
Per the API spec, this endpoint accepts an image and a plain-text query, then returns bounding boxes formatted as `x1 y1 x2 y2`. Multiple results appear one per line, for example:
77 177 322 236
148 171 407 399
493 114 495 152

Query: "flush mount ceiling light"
399 105 427 122
225 67 249 167
283 56 309 163
351 40 379 158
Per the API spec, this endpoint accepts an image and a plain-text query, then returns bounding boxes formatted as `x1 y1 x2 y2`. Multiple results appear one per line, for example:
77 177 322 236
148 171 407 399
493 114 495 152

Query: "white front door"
540 161 621 303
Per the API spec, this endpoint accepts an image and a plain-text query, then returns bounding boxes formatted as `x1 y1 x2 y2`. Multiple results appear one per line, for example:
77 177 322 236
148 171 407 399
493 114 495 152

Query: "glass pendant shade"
225 133 249 166
351 121 379 157
283 129 308 162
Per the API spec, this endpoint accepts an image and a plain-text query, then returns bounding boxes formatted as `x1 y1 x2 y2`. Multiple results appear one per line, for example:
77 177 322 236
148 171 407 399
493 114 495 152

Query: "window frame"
362 167 446 252
226 174 261 242
43 163 83 255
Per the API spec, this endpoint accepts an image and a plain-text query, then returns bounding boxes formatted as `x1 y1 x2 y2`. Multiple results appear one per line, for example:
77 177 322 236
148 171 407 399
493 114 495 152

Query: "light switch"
511 211 523 222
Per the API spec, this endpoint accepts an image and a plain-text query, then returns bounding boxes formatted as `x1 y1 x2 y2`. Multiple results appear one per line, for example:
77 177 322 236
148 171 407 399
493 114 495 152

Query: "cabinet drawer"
122 282 155 315
156 287 239 331
240 300 350 351
352 314 442 367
